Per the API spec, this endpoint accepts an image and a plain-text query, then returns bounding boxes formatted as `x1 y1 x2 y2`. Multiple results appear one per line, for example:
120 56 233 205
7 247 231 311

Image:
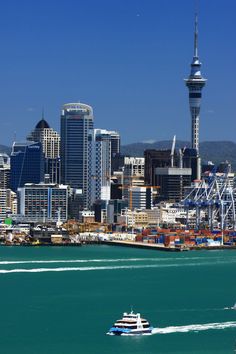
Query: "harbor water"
0 245 236 354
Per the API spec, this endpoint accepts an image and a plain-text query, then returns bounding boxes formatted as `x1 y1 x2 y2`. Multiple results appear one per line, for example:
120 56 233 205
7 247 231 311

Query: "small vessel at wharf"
107 310 153 335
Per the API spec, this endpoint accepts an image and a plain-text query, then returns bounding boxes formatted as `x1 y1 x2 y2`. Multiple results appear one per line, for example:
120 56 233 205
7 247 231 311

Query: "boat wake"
0 264 168 273
1 260 236 274
0 255 231 266
0 258 156 265
152 321 236 334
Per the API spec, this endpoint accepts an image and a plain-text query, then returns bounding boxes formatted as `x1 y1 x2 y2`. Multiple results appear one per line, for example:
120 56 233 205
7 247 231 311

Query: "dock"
103 240 183 251
103 240 236 251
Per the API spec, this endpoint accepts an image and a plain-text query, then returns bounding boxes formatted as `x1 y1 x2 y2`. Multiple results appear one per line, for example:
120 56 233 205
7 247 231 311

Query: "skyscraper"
185 14 206 179
60 103 94 208
27 114 61 183
10 141 44 192
88 129 113 208
27 114 60 159
109 131 120 157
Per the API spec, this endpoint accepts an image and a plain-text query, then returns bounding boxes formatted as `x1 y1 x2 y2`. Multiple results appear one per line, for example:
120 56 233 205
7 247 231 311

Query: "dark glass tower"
60 103 94 208
10 141 44 192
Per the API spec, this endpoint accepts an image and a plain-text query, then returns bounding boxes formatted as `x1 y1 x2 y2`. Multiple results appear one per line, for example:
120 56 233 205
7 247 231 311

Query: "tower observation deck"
185 14 207 153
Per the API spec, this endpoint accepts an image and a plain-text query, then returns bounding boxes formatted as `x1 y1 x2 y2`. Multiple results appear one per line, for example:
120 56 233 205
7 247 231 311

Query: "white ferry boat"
107 311 153 335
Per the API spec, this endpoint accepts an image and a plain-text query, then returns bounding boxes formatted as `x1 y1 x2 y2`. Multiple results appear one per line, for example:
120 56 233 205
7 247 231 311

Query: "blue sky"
0 0 235 146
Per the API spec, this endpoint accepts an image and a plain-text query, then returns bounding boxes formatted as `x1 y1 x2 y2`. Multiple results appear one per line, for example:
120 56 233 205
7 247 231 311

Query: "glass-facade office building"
10 141 44 192
60 103 94 208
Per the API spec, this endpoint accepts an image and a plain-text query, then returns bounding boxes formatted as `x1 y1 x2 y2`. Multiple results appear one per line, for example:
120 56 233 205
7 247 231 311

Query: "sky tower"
185 14 207 153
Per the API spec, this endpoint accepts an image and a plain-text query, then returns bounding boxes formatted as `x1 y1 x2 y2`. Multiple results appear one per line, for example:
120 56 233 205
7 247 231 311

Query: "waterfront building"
0 189 17 221
0 153 10 189
143 208 160 226
60 103 94 208
88 129 113 208
118 209 149 228
10 141 44 192
159 202 192 227
79 210 95 223
17 182 69 223
185 14 207 179
27 115 61 184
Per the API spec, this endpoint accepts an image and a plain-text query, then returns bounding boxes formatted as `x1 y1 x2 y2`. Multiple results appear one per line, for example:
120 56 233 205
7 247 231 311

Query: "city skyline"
0 0 235 145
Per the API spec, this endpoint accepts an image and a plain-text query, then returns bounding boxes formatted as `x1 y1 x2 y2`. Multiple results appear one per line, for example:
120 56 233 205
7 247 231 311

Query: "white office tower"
88 129 113 208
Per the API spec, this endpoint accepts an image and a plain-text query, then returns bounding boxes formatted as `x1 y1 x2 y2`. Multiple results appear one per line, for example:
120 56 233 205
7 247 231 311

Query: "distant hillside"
1 141 235 170
121 140 236 170
0 144 11 155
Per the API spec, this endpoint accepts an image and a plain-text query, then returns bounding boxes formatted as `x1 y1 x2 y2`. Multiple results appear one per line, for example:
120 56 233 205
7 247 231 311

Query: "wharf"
189 245 236 251
103 240 182 252
102 240 236 251
1 242 82 247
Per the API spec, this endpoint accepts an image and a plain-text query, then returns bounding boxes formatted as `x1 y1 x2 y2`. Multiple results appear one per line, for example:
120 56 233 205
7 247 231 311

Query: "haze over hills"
0 141 235 171
121 140 236 171
0 144 11 156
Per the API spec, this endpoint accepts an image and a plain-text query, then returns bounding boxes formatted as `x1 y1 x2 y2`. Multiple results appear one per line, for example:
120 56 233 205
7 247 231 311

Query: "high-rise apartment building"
60 103 94 208
10 141 44 192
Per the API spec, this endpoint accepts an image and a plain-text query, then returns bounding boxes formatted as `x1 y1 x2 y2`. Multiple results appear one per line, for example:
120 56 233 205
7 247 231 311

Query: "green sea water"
0 245 236 354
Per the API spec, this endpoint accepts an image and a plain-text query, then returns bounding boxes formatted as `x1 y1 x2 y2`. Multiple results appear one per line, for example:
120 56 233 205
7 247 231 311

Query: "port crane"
181 172 236 238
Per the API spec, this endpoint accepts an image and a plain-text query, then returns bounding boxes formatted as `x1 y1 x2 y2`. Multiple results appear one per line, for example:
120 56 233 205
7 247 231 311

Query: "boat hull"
107 327 153 336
